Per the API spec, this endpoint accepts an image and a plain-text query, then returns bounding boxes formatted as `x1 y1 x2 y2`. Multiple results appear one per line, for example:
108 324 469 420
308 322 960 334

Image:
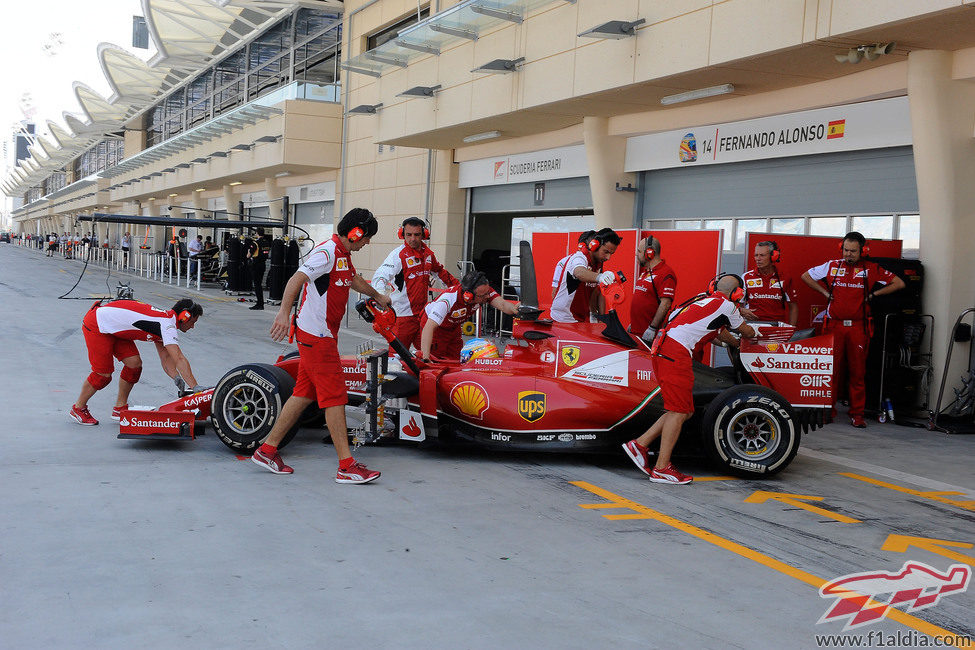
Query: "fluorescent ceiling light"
195 188 206 192
462 130 501 143
229 181 243 186
397 85 442 98
660 83 735 106
472 57 525 74
578 19 645 40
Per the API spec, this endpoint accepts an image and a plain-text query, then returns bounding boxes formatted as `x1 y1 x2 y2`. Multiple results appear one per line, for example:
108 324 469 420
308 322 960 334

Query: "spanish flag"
827 119 846 139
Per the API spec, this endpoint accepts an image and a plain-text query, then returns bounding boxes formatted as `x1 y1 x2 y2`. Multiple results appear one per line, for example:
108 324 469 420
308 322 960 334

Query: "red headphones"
397 219 430 240
768 241 780 263
587 237 601 253
708 273 745 303
641 236 657 262
177 310 192 323
839 234 870 256
347 226 365 242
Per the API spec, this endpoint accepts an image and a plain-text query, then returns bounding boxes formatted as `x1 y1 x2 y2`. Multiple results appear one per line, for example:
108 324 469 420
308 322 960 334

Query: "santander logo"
751 357 766 368
402 416 422 438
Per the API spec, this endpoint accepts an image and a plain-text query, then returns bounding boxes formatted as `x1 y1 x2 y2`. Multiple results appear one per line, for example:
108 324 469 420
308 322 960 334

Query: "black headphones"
707 273 745 303
398 218 430 240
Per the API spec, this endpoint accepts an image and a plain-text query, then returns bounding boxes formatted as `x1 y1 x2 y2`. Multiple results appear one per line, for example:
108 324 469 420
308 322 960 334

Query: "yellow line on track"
839 473 975 512
571 480 970 645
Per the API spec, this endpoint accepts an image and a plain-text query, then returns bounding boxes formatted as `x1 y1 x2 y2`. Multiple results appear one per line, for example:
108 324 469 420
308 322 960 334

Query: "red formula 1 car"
119 244 835 477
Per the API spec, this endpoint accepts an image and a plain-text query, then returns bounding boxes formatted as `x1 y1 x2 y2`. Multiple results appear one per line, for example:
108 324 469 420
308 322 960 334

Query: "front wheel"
700 385 800 476
210 363 300 453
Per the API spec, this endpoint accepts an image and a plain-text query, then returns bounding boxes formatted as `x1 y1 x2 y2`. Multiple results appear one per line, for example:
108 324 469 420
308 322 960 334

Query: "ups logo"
518 391 546 423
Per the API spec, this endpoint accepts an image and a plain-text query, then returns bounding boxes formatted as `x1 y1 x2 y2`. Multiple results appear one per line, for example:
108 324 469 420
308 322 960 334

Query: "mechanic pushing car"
800 231 904 428
550 227 622 323
419 270 519 362
372 217 457 354
740 240 799 325
70 298 203 426
629 235 677 345
623 274 756 485
250 208 392 483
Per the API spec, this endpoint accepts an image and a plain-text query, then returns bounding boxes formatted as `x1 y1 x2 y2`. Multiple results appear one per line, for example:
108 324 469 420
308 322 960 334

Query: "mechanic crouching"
623 275 755 485
419 270 518 362
250 208 392 483
71 298 203 426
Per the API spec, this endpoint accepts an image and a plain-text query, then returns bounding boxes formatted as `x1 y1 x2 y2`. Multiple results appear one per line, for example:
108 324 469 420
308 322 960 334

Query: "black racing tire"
700 385 800 477
210 363 300 453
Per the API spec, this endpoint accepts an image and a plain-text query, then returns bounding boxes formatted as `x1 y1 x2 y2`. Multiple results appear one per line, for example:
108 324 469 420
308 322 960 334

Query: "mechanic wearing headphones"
372 217 457 354
550 227 622 323
629 235 677 345
801 231 904 428
551 231 596 300
740 240 798 325
251 208 391 483
623 275 755 484
419 270 518 362
70 298 203 426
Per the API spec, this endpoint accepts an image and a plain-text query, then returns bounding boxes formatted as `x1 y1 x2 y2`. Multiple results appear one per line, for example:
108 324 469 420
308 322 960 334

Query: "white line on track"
797 447 975 497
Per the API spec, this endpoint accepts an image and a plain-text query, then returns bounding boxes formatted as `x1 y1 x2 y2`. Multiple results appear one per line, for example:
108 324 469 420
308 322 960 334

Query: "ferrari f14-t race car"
118 243 834 477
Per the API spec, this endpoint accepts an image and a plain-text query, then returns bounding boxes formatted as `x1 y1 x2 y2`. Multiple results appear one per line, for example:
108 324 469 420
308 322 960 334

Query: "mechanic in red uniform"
551 231 596 300
71 298 203 426
740 240 798 325
251 208 392 482
629 235 677 345
623 275 755 484
801 231 904 428
550 227 621 323
419 270 518 361
372 217 457 353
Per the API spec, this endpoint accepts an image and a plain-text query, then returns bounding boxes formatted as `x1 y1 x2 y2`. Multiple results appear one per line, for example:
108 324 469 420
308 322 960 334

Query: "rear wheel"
210 363 300 453
700 385 800 476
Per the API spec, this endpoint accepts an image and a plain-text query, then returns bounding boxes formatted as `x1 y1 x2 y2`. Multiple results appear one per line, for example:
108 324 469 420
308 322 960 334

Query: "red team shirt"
296 235 356 338
373 244 456 316
806 259 896 321
742 268 797 322
630 261 677 337
423 286 499 358
550 251 599 322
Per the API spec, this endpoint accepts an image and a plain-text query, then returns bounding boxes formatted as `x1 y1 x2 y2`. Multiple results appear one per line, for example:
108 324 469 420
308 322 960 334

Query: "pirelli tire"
210 363 300 453
700 385 800 477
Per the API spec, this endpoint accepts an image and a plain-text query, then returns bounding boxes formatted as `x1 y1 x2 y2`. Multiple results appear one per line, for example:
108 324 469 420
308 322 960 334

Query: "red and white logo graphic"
398 410 426 441
493 160 507 180
818 561 970 630
750 357 766 368
402 416 421 438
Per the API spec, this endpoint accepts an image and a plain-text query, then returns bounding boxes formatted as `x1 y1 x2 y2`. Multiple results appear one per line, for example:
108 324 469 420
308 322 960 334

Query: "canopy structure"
82 212 288 230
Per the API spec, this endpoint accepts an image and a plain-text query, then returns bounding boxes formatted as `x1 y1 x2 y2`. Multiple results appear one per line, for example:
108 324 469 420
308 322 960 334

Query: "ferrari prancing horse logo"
561 346 581 367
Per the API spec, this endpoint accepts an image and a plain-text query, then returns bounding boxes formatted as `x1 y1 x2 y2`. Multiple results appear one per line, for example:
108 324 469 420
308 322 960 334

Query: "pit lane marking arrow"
839 472 975 512
743 491 861 523
881 534 975 566
570 481 965 643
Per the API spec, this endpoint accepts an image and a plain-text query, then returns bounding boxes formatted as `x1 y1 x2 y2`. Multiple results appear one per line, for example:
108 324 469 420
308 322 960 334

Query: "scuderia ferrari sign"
625 97 910 171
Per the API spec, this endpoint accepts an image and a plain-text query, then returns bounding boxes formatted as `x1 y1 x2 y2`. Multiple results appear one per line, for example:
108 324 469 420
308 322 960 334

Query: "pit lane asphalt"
1 242 973 649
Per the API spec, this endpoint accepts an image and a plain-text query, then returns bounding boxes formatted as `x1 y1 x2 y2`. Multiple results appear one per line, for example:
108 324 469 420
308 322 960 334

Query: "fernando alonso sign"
624 97 910 172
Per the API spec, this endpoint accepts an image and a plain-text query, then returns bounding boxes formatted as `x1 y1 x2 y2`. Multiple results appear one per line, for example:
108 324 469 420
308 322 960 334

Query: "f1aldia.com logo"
818 561 970 630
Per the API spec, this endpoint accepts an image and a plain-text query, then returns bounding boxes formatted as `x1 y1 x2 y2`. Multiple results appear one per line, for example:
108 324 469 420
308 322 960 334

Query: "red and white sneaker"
622 440 652 476
850 416 867 428
111 404 128 422
69 405 99 426
251 449 293 474
649 463 693 485
335 461 380 484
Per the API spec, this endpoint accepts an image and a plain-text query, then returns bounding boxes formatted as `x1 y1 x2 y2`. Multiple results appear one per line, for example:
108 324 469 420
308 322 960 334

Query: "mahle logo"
517 391 546 423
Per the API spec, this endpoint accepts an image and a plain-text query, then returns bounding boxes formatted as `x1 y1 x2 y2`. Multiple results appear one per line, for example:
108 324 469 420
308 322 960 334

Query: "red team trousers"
824 319 870 419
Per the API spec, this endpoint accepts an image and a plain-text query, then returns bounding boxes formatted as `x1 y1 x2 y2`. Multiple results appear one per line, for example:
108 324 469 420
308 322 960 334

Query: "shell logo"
450 382 489 419
766 343 779 352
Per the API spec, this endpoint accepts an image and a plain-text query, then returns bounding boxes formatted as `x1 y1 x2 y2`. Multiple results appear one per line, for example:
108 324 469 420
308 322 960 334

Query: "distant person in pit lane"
70 298 203 426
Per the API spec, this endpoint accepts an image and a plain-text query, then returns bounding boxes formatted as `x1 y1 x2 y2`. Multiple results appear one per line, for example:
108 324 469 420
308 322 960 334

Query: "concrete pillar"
146 198 164 252
583 116 637 231
265 177 285 222
907 50 975 403
223 185 237 218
